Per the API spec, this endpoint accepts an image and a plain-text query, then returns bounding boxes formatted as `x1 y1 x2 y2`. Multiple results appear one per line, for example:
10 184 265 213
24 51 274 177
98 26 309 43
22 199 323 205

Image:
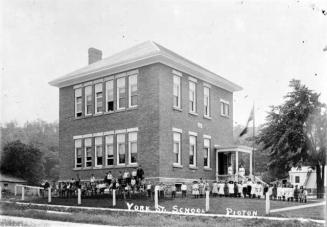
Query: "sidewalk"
0 215 114 227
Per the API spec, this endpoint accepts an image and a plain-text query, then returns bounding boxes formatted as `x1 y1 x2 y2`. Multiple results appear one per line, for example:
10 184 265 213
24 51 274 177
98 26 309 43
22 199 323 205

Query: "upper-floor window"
95 137 103 167
189 135 197 167
203 138 210 168
128 132 137 164
95 83 103 114
117 77 126 110
106 80 114 112
74 139 82 168
75 88 82 117
204 87 210 117
173 76 181 109
117 133 125 165
189 81 196 113
129 74 138 108
85 86 93 116
105 135 114 166
173 132 181 165
84 138 92 167
220 100 230 117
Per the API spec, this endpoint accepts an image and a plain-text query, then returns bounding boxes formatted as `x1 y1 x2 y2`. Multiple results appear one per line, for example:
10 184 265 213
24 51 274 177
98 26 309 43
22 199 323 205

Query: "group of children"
271 184 308 203
191 179 266 199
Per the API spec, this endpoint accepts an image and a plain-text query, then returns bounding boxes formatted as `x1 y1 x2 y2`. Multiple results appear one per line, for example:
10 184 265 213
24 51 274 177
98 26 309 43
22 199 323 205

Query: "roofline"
49 54 242 92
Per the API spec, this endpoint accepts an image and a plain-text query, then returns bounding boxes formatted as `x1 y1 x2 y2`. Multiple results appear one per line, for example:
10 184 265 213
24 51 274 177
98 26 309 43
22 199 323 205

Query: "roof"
0 173 27 183
289 166 314 173
49 41 242 92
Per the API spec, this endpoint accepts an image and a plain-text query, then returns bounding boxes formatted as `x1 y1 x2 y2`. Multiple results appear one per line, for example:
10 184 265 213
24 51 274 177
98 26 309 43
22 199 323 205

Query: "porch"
215 145 253 182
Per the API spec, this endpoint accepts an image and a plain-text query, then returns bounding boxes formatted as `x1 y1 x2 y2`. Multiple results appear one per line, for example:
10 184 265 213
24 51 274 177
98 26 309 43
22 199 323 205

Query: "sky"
1 0 327 127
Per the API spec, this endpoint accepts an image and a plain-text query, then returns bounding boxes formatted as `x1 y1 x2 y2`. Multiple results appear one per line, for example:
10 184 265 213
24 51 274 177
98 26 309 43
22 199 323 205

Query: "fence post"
113 189 116 207
77 188 81 205
21 186 25 201
37 188 40 197
14 185 17 196
0 186 2 200
205 191 210 212
48 187 52 203
154 188 159 210
266 191 270 214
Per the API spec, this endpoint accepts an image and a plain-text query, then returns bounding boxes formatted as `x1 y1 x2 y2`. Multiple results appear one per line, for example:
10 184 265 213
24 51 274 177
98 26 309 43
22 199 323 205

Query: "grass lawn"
7 193 326 220
0 202 324 227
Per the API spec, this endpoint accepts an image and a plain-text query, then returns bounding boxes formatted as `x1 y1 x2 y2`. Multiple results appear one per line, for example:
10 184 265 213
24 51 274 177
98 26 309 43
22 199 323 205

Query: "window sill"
127 106 138 111
104 111 115 115
189 112 198 116
203 115 212 120
220 114 230 118
204 167 212 171
127 163 139 167
93 112 103 116
72 165 140 171
189 166 198 170
116 108 126 112
173 107 182 112
172 163 183 168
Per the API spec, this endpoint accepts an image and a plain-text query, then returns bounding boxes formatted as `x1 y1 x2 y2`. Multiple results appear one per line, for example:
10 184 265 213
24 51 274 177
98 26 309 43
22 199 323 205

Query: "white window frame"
203 138 210 168
128 74 138 108
204 86 210 117
173 132 181 165
75 88 82 118
94 137 103 167
117 77 126 110
105 80 114 112
105 135 114 166
128 132 138 164
220 99 230 117
74 139 82 168
117 133 126 165
173 75 181 109
94 83 103 114
84 138 92 167
85 86 93 116
189 135 197 167
189 81 196 113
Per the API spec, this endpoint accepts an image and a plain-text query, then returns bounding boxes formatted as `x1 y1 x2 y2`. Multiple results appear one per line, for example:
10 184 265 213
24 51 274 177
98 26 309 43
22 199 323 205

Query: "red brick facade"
58 62 233 184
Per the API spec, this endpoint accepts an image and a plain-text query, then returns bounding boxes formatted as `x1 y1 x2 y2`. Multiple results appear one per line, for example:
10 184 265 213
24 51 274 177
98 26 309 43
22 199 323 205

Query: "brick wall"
58 64 161 181
158 64 234 182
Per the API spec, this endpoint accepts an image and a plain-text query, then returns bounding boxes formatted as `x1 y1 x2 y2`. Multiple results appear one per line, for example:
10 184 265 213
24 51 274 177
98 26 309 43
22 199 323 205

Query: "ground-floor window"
117 134 125 165
128 132 137 164
105 135 114 166
203 138 210 168
189 135 197 167
95 137 103 167
85 138 92 167
75 139 82 168
173 132 181 165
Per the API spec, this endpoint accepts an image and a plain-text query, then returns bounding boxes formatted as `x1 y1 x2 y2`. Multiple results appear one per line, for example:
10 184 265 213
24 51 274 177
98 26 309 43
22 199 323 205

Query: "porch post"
249 151 253 176
216 151 219 181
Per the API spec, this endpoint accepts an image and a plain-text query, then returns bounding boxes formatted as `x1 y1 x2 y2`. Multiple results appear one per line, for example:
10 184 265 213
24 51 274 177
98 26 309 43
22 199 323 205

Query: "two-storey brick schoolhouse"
49 41 253 185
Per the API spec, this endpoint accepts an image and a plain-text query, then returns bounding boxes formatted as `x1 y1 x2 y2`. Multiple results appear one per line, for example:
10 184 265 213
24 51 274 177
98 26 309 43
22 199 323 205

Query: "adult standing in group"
137 165 144 182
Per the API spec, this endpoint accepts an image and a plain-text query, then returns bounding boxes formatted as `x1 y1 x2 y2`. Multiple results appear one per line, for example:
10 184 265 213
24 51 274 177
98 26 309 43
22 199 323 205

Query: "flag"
239 107 254 137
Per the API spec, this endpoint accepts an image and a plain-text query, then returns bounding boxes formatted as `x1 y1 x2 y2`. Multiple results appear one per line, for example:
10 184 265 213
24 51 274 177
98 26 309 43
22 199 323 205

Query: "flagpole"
252 102 255 177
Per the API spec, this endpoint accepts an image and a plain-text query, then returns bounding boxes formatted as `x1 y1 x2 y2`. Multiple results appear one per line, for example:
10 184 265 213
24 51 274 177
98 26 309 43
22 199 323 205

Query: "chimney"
88 47 102 64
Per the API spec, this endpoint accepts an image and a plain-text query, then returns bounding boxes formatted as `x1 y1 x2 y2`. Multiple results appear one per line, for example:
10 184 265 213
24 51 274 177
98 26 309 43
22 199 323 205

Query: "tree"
257 79 325 198
0 119 59 181
305 106 327 198
0 140 45 185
